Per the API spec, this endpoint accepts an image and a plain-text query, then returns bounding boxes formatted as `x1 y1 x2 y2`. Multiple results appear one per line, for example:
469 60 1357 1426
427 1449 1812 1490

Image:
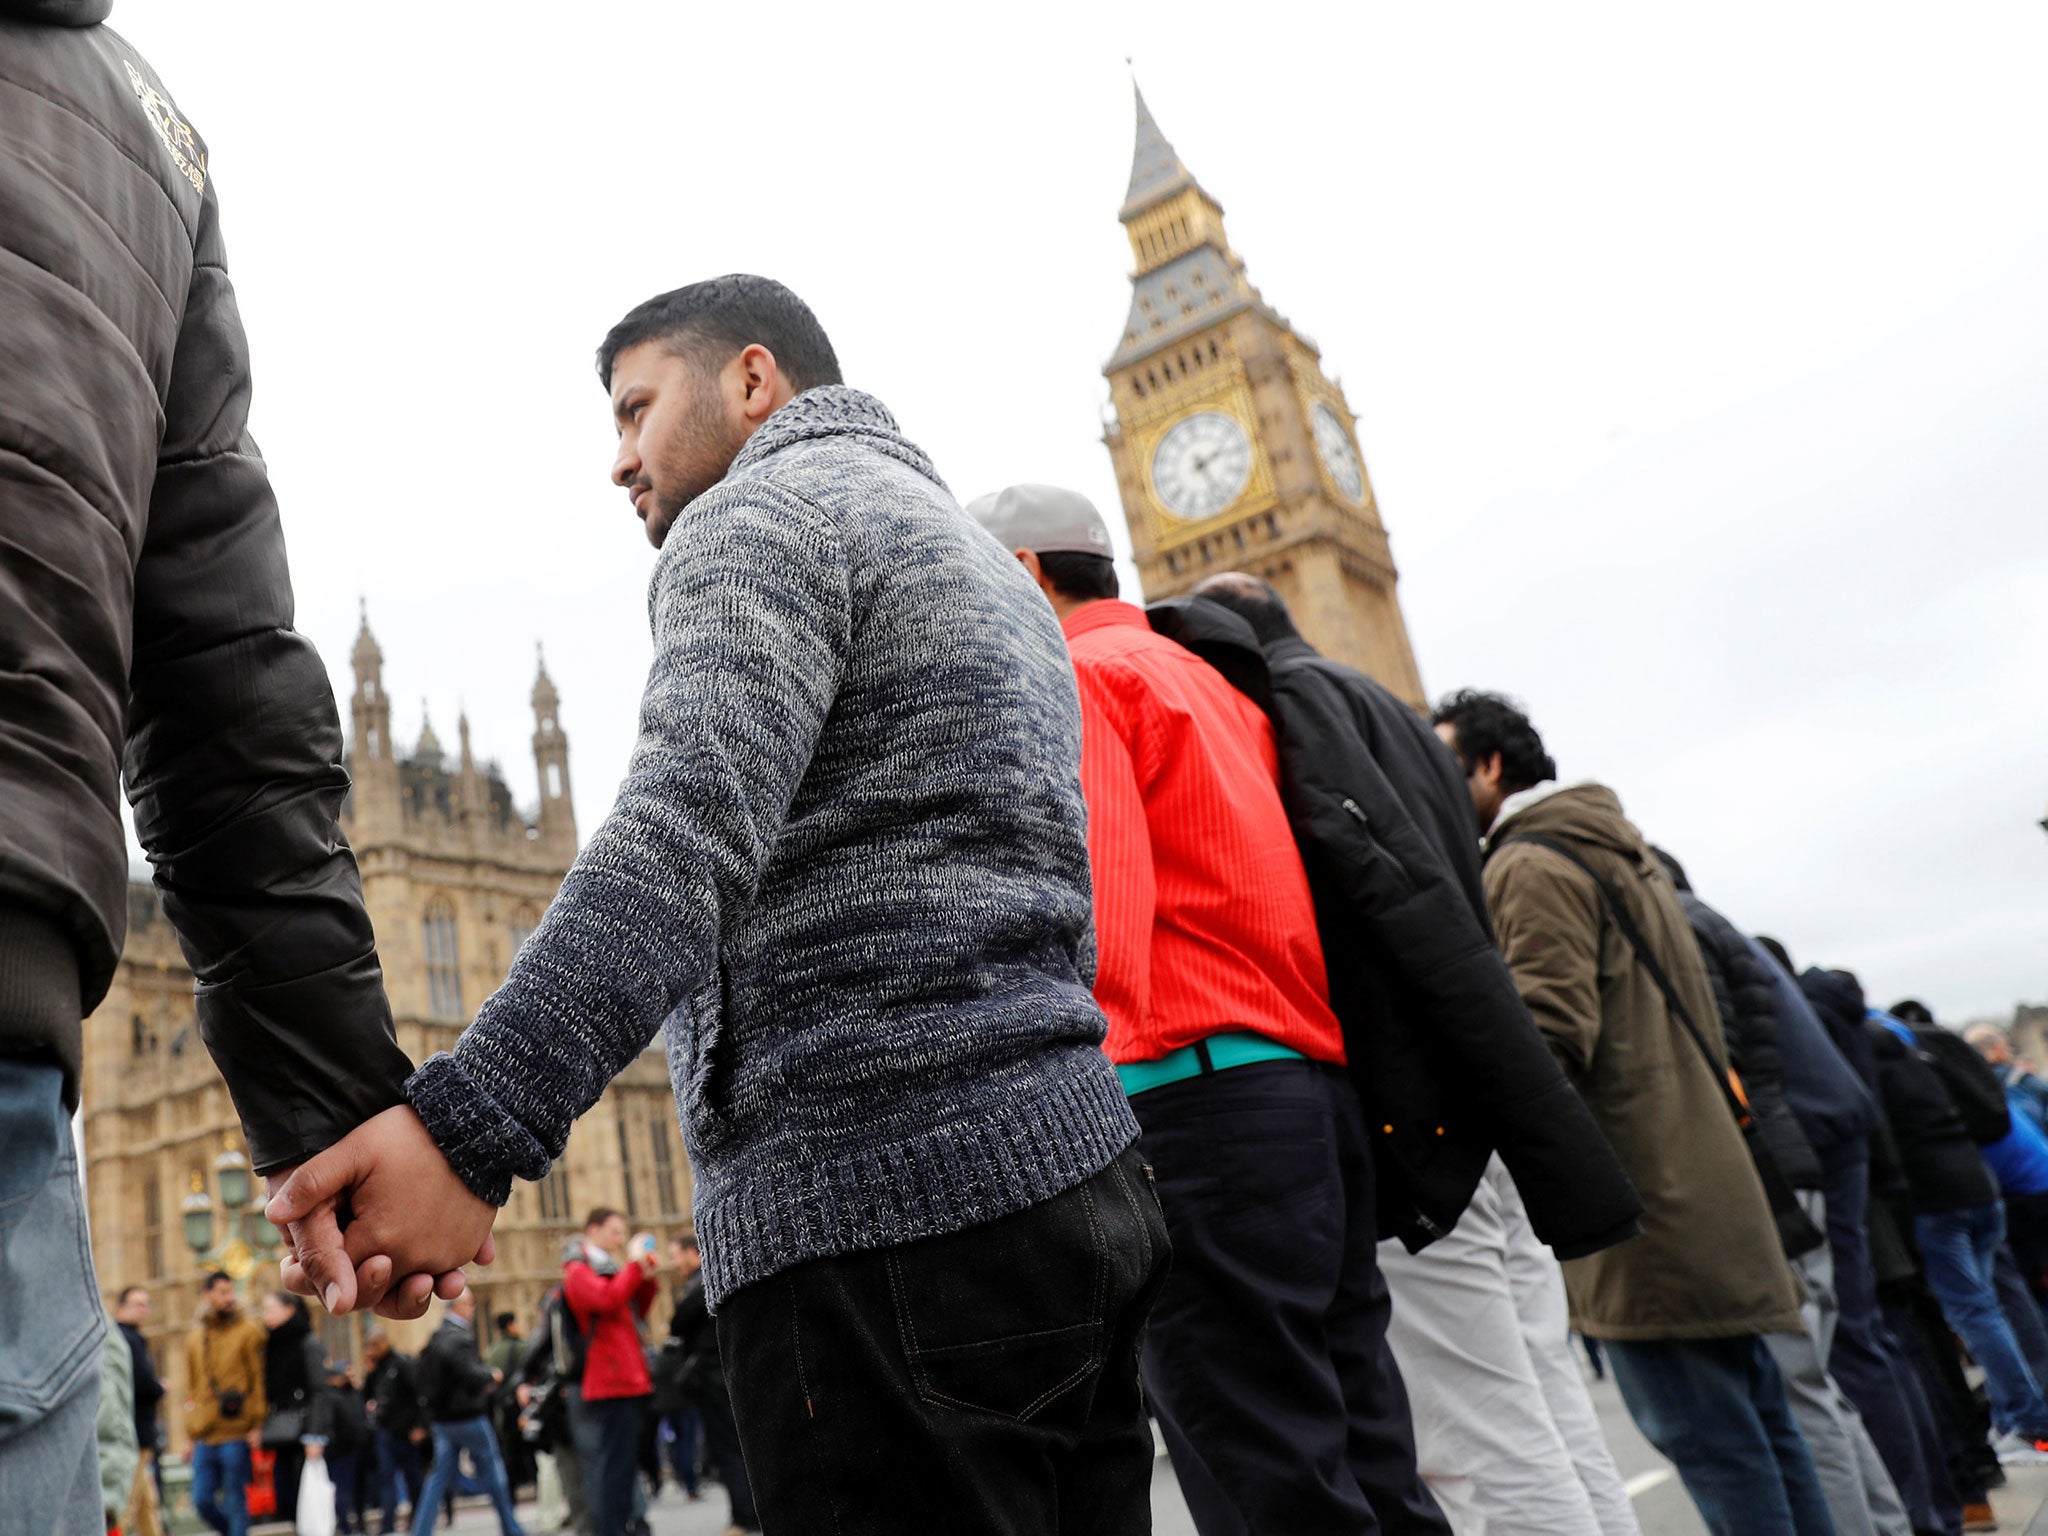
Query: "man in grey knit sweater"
269 276 1167 1532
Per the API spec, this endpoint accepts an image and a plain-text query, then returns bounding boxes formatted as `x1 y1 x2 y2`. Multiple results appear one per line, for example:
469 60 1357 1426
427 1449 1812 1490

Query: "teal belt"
1117 1031 1306 1097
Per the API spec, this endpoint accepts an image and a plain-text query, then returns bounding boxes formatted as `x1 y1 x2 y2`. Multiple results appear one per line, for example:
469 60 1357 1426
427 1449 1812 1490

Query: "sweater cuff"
404 1052 551 1207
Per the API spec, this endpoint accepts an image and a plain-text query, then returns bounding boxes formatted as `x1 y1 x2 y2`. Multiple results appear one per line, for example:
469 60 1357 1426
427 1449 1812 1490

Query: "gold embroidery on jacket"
122 60 206 193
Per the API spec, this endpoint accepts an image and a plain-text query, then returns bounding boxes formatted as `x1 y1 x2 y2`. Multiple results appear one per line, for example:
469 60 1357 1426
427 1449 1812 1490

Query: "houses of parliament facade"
78 84 1426 1450
80 615 693 1446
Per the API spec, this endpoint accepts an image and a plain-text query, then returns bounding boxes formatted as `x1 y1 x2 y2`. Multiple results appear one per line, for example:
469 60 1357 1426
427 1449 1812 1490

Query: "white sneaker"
1990 1429 2048 1464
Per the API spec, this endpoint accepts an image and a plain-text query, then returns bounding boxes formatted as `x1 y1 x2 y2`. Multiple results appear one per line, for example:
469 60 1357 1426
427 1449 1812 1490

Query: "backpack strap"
1497 832 1754 1132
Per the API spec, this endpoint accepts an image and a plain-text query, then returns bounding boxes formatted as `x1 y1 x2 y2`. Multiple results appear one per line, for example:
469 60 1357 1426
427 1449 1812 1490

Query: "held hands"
265 1105 498 1319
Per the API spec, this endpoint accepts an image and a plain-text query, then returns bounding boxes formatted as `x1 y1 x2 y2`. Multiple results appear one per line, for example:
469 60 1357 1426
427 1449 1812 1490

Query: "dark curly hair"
1430 689 1556 792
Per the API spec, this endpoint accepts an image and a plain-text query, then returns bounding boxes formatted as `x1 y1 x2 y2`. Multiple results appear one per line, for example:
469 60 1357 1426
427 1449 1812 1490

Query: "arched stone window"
423 898 463 1020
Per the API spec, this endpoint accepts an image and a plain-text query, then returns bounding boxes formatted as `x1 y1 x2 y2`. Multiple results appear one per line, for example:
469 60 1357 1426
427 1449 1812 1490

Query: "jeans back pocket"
887 1178 1109 1423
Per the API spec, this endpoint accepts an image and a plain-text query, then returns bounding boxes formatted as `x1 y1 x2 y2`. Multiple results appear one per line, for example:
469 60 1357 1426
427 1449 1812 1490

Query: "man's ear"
736 343 784 423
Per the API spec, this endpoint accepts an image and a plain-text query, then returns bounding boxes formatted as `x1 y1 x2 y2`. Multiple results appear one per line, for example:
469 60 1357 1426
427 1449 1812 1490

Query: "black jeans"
1820 1155 1959 1536
1133 1060 1449 1536
718 1144 1168 1534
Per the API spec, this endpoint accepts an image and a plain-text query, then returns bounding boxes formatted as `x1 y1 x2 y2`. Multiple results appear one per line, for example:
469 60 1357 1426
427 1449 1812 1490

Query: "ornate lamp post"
181 1137 283 1281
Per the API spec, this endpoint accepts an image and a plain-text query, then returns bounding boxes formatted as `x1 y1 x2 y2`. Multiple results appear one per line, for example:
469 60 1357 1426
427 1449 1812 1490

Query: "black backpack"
1915 1028 2012 1146
547 1285 589 1385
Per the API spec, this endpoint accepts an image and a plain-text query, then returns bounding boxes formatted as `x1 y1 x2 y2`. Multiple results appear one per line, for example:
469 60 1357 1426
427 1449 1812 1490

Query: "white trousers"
1380 1157 1642 1536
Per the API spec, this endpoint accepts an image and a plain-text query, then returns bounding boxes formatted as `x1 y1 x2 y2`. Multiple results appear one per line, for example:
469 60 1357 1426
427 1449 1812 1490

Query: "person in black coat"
312 1362 372 1536
663 1238 758 1533
1802 966 2021 1507
1158 578 1641 1255
411 1290 525 1536
1168 577 1646 1529
362 1333 427 1535
113 1287 165 1492
261 1291 329 1529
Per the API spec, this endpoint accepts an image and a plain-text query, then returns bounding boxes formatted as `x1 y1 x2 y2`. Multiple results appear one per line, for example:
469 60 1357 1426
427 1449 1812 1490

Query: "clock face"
1311 401 1365 502
1150 411 1253 521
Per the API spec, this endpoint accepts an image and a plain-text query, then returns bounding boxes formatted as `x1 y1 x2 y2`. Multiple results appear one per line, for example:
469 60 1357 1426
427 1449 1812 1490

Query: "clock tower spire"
1102 82 1425 708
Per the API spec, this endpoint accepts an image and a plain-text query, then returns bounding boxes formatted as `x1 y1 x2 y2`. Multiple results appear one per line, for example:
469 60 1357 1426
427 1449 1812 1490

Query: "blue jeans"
191 1437 254 1536
373 1427 423 1533
1607 1334 1834 1536
0 1060 104 1534
1914 1203 2048 1438
412 1416 525 1536
662 1407 701 1495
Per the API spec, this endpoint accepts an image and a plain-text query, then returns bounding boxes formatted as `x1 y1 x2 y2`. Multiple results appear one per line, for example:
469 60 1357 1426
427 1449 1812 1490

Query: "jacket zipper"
1341 798 1414 888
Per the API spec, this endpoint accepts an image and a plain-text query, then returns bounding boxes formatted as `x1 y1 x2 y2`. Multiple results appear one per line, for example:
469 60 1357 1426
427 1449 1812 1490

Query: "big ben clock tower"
1102 86 1426 708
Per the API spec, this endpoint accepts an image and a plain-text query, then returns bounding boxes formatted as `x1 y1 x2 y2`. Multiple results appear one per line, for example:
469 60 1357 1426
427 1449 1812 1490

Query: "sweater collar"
725 385 940 487
1061 599 1148 642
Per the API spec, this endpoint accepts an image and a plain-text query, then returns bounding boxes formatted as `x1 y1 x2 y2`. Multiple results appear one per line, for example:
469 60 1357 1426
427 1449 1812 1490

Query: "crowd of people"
1 10 2041 1536
102 1212 758 1536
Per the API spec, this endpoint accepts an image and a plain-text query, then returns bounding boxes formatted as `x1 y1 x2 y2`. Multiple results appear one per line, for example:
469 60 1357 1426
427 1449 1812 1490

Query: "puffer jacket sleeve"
1684 895 1823 1189
122 177 412 1174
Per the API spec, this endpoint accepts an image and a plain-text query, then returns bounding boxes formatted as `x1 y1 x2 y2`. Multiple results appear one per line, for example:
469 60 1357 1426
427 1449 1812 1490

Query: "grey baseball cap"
965 483 1115 558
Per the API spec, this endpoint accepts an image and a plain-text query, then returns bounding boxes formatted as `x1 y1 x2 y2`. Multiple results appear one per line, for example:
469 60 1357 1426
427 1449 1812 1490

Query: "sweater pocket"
665 965 733 1151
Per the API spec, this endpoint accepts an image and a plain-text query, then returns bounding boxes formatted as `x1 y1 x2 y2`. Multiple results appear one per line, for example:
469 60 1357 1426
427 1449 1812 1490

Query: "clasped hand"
265 1105 498 1319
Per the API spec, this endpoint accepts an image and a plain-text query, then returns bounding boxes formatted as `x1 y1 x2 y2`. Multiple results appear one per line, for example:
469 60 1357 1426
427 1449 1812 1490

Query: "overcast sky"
116 3 2047 1020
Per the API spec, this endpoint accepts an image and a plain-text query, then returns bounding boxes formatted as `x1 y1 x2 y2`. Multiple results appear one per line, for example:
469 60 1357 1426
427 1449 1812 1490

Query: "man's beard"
646 387 748 548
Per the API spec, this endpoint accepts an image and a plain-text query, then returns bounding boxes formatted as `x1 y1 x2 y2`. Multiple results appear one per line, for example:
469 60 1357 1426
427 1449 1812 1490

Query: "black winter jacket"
1751 942 1874 1174
1146 602 1642 1257
262 1309 326 1435
417 1319 498 1425
1800 967 1998 1217
1664 881 1824 1191
0 2 409 1152
363 1352 423 1435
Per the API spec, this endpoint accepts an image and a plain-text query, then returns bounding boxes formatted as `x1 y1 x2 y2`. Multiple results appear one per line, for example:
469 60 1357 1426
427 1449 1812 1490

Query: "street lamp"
182 1136 282 1280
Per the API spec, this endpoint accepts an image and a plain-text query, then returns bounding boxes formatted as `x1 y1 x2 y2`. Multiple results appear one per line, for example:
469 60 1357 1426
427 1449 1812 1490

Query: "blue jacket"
1749 939 1873 1173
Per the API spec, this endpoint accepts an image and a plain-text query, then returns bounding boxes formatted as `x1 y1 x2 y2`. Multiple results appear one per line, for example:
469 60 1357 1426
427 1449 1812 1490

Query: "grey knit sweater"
407 387 1137 1305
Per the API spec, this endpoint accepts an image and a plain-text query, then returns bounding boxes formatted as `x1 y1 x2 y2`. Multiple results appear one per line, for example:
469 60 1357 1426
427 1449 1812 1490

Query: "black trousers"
1132 1060 1450 1536
718 1144 1169 1535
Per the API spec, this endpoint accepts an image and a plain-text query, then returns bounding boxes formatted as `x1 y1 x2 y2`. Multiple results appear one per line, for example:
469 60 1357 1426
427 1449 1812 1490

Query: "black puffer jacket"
0 2 408 1159
1802 970 1997 1215
1148 600 1642 1258
1658 860 1823 1191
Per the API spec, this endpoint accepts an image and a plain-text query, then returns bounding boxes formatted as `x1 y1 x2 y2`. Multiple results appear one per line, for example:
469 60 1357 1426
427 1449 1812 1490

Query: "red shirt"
1062 600 1344 1067
563 1250 659 1401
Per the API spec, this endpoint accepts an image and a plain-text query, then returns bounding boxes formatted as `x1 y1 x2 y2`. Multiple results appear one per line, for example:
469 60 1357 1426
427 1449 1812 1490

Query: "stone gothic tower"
1101 85 1425 708
531 646 576 859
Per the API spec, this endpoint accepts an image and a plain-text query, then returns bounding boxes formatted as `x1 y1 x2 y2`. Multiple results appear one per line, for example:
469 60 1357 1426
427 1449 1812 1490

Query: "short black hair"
1756 935 1794 974
117 1285 148 1307
203 1270 233 1291
1038 551 1118 603
597 275 842 392
493 1311 517 1332
1650 847 1691 893
1891 999 1934 1025
1190 572 1300 645
1430 689 1557 792
669 1234 699 1253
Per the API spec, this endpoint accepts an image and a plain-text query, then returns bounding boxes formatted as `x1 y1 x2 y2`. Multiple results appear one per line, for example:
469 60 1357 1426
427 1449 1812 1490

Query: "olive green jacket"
1485 782 1803 1340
